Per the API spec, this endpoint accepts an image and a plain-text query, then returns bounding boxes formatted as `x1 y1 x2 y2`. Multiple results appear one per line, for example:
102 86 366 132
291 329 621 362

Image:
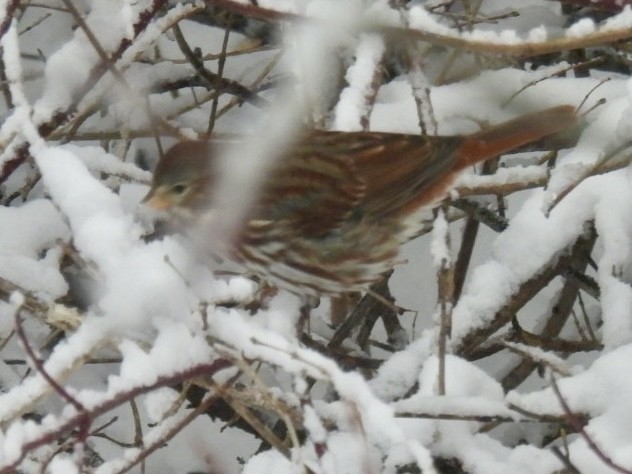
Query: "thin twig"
208 20 232 134
201 0 632 56
0 359 233 473
551 374 632 474
172 22 268 109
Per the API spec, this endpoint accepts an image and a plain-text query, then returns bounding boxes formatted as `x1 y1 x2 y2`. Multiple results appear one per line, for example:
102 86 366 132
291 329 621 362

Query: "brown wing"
341 131 464 218
341 105 578 219
250 130 464 236
251 133 367 236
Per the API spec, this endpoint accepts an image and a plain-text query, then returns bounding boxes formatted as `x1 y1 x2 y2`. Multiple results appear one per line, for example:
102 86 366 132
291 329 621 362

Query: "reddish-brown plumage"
143 105 577 295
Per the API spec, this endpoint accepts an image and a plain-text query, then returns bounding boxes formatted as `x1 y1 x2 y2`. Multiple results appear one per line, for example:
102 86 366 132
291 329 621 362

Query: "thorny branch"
0 1 629 473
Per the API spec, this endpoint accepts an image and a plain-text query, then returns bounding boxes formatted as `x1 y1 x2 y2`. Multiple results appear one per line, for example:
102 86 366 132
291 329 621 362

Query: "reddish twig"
557 0 632 12
0 358 233 473
14 310 91 441
202 0 632 57
550 374 632 474
0 0 170 183
202 0 295 22
0 0 20 40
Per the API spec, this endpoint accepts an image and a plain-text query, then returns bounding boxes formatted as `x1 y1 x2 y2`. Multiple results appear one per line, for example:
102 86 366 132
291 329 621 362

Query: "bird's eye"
171 183 188 195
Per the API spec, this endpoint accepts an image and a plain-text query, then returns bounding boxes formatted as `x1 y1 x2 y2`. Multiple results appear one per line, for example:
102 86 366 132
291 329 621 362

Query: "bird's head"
142 140 217 218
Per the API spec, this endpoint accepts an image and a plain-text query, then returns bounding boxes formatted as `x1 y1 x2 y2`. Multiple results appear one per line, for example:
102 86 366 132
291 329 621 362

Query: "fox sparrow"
144 105 577 295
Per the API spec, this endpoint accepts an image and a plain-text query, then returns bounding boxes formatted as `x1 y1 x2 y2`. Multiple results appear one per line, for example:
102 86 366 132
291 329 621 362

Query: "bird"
143 105 577 296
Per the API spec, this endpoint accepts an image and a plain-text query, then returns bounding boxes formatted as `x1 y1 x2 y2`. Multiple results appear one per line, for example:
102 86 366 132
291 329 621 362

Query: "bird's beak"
141 188 172 210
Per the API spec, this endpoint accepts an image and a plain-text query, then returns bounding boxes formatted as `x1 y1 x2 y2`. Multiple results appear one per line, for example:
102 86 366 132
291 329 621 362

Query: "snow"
508 344 632 469
392 355 513 431
430 208 451 268
333 34 385 131
242 450 296 474
1 1 632 473
527 26 548 42
566 18 596 38
602 6 632 31
61 144 151 183
370 331 435 401
143 387 180 424
32 0 144 124
48 456 80 474
0 200 68 297
408 6 455 38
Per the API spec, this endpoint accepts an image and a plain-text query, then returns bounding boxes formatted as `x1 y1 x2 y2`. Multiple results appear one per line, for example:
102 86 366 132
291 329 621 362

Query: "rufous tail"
456 105 577 169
